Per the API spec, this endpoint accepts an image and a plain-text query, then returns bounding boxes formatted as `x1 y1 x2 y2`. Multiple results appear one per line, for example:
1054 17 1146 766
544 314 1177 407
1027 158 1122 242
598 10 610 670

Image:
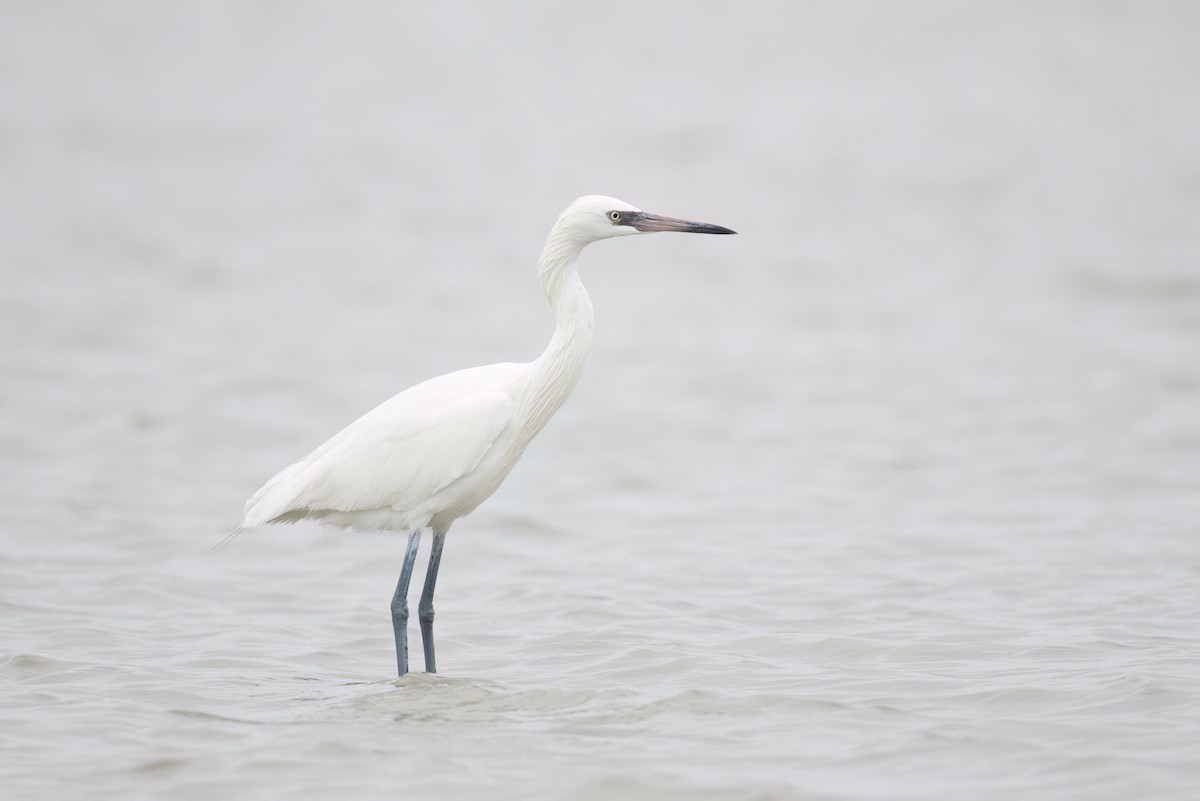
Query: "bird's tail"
205 525 246 554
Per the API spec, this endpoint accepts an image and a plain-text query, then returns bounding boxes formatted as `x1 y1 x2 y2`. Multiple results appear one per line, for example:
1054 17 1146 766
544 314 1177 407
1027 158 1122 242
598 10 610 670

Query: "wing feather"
243 365 521 528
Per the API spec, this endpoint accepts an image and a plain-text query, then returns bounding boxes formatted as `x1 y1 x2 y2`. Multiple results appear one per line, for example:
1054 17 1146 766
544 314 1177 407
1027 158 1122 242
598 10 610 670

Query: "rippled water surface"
3 3 1199 799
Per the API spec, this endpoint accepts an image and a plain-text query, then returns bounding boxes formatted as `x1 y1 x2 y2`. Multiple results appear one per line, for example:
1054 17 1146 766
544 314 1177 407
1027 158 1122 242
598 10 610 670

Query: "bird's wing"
243 374 518 527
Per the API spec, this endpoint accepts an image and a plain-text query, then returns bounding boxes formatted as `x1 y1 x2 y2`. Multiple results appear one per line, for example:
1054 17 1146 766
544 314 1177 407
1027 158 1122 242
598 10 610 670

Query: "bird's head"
556 195 737 244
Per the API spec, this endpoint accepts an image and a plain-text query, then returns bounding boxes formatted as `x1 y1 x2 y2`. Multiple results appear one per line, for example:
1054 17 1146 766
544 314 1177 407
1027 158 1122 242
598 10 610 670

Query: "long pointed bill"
630 212 736 235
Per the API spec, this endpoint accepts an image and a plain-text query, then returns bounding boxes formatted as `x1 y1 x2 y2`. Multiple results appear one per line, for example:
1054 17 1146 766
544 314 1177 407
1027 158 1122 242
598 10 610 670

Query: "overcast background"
2 3 1198 800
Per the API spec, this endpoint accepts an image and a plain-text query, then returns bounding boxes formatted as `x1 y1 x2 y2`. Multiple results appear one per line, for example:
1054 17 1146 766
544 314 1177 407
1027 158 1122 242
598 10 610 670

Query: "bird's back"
242 361 532 532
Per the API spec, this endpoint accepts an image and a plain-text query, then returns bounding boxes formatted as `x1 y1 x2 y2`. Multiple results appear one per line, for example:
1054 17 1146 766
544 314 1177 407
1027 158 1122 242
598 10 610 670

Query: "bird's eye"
608 211 622 223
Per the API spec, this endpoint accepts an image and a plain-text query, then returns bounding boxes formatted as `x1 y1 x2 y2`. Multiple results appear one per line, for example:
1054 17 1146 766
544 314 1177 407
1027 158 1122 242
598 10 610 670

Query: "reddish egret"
229 196 735 675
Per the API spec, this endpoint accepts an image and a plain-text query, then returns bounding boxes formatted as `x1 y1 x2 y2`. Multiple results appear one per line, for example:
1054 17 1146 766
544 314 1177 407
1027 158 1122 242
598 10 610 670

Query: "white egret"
228 195 735 676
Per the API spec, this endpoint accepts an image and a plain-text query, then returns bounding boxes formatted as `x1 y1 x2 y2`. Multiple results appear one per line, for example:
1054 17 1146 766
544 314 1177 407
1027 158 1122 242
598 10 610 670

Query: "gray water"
3 2 1199 799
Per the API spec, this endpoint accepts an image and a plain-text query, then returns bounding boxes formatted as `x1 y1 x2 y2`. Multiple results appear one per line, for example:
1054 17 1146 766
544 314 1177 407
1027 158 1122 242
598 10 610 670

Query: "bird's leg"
390 530 422 677
418 529 447 673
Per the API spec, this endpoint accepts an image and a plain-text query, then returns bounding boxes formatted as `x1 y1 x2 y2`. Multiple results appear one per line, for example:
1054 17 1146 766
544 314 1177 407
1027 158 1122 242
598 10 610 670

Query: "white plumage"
243 363 523 533
229 194 735 676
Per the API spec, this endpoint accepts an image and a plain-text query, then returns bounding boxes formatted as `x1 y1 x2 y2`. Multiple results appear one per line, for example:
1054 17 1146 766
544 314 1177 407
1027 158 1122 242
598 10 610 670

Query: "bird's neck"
537 253 594 385
513 236 595 447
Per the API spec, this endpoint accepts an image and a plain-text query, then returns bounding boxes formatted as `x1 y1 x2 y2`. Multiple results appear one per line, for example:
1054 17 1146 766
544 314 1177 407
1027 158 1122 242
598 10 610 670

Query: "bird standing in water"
231 195 735 676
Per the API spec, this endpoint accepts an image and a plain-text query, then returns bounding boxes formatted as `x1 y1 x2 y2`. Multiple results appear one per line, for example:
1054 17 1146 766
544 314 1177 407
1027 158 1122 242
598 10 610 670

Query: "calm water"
3 3 1199 799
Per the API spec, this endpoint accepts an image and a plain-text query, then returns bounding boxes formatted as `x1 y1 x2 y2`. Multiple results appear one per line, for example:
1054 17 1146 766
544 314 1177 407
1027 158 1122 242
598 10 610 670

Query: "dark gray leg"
418 529 447 673
390 531 422 677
